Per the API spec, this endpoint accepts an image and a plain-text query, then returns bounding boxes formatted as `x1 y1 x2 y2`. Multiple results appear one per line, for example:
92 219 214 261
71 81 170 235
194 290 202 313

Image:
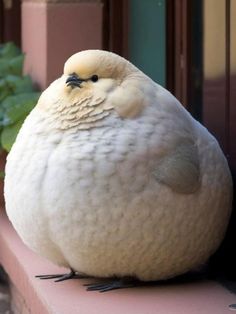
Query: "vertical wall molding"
0 0 21 46
102 0 128 57
21 0 104 88
166 0 191 108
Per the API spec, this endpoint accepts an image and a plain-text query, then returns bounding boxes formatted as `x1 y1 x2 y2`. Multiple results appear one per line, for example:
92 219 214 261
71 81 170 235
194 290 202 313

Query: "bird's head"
64 49 129 88
37 50 154 130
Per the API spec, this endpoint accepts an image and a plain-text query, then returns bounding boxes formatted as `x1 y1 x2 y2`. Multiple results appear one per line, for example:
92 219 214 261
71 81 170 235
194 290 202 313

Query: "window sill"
0 209 235 314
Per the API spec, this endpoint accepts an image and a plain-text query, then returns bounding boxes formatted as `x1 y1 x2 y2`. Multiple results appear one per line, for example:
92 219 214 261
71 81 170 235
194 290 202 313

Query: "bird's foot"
85 277 139 292
36 269 90 282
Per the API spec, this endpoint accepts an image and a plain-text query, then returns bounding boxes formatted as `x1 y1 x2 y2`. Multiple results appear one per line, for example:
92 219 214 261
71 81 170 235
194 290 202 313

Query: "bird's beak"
66 74 84 88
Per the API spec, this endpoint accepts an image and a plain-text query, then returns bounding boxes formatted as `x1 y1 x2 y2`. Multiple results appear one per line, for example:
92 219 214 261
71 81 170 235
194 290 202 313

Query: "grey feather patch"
153 142 200 194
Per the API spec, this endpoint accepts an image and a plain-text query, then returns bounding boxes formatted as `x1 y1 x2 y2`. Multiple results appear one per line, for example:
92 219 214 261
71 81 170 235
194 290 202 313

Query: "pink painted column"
21 0 104 89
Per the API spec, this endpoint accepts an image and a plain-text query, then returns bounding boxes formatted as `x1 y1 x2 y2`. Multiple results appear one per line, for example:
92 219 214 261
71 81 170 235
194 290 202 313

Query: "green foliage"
0 42 40 152
0 171 5 179
1 118 25 152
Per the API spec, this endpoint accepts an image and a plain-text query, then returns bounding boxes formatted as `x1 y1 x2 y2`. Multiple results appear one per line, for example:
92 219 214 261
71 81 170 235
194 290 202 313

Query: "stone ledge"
0 209 235 314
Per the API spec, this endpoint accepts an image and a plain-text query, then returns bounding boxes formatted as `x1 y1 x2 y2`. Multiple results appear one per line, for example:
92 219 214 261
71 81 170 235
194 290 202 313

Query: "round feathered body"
4 50 232 281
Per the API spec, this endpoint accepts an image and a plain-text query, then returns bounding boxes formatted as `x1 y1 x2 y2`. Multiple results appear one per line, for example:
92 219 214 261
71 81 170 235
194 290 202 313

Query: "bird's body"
4 50 232 282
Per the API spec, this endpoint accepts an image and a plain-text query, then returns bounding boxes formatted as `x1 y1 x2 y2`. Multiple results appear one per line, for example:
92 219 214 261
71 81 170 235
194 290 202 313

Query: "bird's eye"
91 75 98 82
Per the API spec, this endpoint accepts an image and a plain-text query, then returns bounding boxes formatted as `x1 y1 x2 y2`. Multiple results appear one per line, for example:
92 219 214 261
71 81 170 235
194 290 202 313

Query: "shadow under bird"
4 50 233 292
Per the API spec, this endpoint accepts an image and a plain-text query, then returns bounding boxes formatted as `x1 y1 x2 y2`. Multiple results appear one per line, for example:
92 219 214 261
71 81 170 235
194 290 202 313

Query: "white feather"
4 50 232 281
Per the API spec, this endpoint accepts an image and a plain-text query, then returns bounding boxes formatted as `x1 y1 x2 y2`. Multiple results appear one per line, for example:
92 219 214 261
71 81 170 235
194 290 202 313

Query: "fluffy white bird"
4 50 232 291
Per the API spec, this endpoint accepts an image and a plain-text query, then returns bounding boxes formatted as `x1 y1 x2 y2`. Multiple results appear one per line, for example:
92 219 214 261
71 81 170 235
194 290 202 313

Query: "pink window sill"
0 209 235 314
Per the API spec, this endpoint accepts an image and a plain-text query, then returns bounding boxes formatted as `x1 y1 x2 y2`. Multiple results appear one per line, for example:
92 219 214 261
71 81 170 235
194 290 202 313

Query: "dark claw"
36 269 90 282
85 278 137 292
36 274 67 280
54 271 77 282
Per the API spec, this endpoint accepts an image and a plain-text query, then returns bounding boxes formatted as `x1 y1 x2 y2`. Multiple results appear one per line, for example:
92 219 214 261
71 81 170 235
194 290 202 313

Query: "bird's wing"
153 142 200 194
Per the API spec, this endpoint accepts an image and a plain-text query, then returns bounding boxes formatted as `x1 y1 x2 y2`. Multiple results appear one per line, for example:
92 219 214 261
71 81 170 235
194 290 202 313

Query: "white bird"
4 50 232 292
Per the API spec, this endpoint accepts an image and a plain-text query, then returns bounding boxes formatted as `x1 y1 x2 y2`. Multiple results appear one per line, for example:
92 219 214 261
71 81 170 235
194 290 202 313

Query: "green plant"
0 42 40 152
